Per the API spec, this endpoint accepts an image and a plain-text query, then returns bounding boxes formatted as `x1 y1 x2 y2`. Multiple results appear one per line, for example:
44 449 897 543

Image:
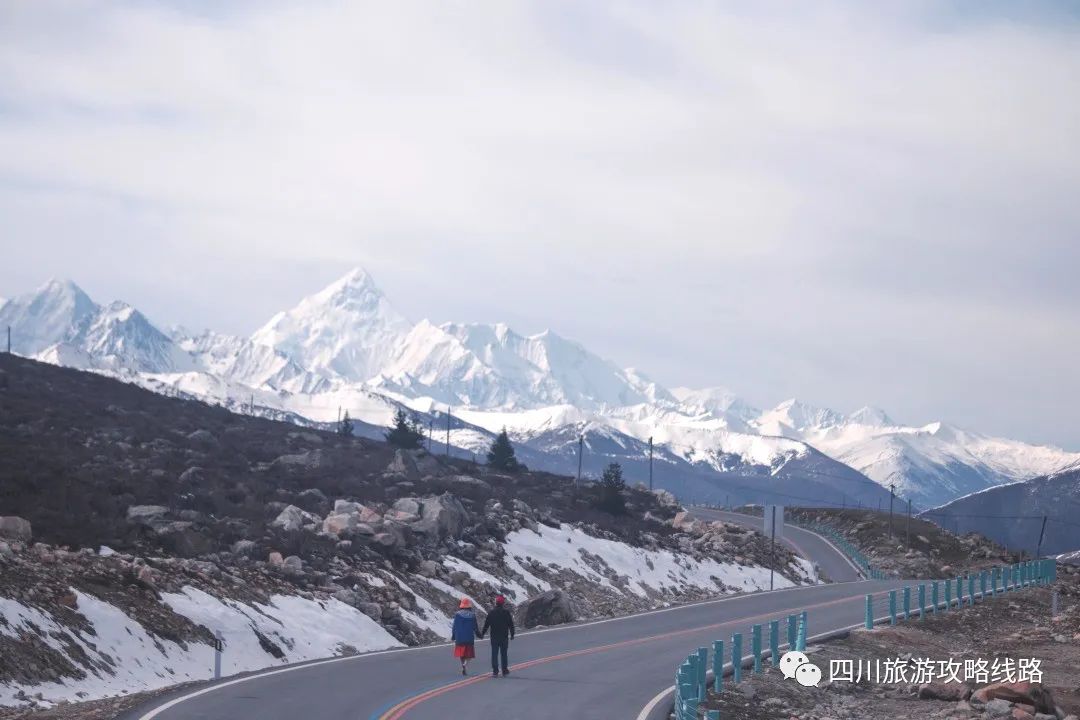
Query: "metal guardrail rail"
671 558 1057 719
790 520 887 580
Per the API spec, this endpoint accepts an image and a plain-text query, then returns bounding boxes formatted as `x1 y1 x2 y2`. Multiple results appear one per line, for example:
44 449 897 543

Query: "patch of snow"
504 524 798 597
0 587 400 708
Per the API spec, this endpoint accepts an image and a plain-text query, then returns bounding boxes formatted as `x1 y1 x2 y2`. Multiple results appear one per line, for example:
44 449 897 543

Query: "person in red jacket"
451 598 480 675
480 595 515 677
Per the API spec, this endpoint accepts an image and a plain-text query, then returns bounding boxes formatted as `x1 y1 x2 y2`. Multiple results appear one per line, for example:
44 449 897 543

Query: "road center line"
375 588 882 720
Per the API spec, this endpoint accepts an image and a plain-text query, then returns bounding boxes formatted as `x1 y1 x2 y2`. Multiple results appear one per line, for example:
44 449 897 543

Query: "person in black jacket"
480 595 515 677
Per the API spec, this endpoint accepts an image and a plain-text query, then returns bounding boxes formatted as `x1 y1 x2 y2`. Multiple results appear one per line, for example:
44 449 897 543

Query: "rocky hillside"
0 355 816 712
788 507 1011 578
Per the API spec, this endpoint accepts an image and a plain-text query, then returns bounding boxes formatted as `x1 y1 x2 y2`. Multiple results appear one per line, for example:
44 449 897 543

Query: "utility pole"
427 421 433 452
5 326 9 354
648 436 654 492
576 435 584 487
249 393 254 415
445 406 451 457
337 406 341 424
906 499 912 546
769 504 777 591
888 484 895 539
1036 515 1048 559
725 494 729 511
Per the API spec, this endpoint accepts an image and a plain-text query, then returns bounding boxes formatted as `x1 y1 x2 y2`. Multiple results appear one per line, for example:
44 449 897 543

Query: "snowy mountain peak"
759 398 845 433
0 277 98 355
848 406 894 426
250 268 412 382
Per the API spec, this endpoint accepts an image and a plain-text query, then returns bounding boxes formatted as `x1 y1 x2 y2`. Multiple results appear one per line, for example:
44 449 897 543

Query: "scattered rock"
271 505 320 533
517 589 579 628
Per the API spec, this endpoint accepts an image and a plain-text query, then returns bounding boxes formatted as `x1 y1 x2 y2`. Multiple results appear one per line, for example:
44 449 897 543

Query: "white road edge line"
134 580 861 720
634 609 896 720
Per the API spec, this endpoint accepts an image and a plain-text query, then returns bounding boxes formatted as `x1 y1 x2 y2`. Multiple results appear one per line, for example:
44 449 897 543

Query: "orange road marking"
379 588 891 719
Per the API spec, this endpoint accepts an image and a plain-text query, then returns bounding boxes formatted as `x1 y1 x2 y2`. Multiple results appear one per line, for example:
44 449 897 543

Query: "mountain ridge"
3 268 1076 508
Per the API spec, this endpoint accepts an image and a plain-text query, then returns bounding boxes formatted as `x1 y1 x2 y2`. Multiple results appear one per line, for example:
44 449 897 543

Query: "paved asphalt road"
128 514 898 720
689 508 864 583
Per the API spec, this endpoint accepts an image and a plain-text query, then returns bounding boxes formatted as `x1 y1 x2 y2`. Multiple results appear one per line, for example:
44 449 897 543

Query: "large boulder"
516 590 579 628
272 505 320 533
0 516 31 542
415 494 467 539
386 450 420 482
322 500 382 537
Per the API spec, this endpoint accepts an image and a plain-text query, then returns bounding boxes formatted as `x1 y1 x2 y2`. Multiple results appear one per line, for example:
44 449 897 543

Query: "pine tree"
598 462 626 515
338 410 354 436
486 428 520 472
385 408 424 449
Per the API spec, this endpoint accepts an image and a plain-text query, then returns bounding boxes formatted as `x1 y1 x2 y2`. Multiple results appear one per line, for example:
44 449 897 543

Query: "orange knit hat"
459 597 472 609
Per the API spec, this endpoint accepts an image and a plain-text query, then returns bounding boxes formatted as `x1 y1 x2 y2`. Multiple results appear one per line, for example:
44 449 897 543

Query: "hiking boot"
492 671 499 678
502 669 510 677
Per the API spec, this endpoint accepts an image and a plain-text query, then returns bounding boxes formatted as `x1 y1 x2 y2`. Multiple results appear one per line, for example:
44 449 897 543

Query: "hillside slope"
923 467 1080 556
0 354 815 711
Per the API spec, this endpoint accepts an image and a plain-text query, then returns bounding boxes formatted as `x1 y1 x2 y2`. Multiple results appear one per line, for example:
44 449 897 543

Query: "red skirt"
453 643 475 659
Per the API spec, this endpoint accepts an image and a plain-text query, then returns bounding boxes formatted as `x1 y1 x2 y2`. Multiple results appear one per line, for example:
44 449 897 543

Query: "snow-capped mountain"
0 279 98 356
741 399 1080 507
6 268 1078 510
249 267 411 383
0 281 191 373
373 320 672 410
176 330 329 394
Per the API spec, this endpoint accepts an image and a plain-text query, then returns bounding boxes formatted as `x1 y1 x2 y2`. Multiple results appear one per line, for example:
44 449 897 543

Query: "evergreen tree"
338 410 354 436
385 408 425 449
486 428 520 472
598 462 626 515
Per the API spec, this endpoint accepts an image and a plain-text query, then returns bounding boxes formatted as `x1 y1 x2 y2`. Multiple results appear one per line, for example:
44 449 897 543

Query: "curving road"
127 514 893 720
689 508 864 583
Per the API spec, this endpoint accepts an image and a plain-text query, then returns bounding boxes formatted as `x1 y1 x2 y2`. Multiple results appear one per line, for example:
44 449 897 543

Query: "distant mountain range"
924 465 1080 556
2 269 1077 509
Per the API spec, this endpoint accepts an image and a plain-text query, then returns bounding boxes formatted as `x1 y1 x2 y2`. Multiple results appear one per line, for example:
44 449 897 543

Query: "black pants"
490 638 509 673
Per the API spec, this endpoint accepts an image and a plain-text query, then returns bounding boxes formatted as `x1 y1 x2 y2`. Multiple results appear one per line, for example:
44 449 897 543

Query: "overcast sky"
1 1 1078 448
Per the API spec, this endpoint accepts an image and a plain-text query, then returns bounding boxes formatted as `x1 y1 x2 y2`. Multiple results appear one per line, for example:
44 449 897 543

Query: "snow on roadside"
504 523 800 596
0 588 400 708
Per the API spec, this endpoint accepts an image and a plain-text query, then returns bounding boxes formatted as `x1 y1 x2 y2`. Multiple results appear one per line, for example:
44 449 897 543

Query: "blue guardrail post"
944 578 951 610
712 640 724 692
787 614 797 649
903 586 911 620
697 647 708 690
889 590 897 625
865 594 873 629
968 575 975 603
798 610 808 651
992 568 998 596
732 632 743 684
980 571 987 599
752 624 762 674
770 620 780 667
931 581 939 614
956 577 964 606
918 584 926 619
